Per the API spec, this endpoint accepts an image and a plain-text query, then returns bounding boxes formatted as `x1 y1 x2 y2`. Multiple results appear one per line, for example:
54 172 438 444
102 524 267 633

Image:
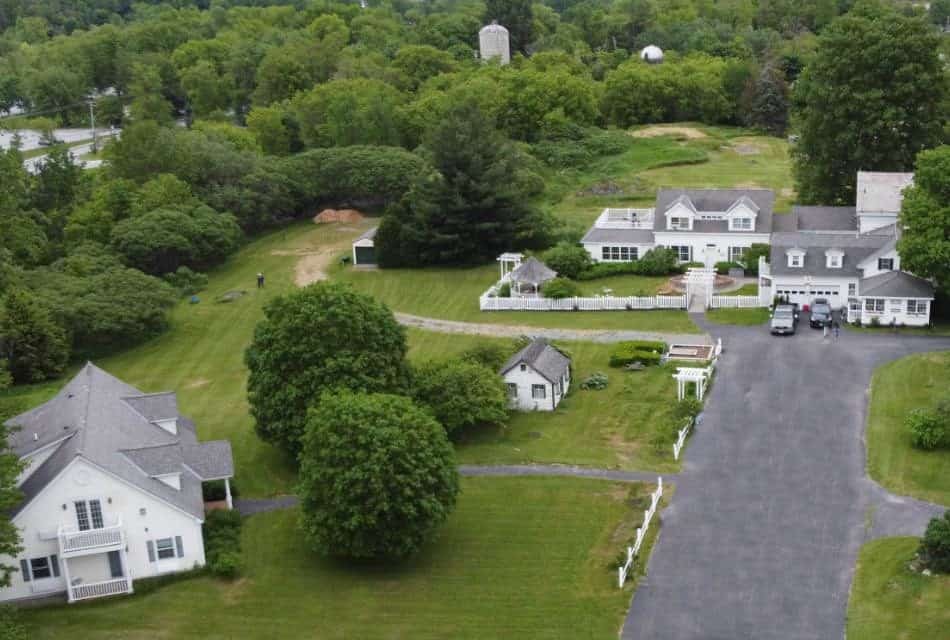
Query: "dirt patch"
631 126 707 140
294 250 339 286
313 208 364 224
185 378 210 389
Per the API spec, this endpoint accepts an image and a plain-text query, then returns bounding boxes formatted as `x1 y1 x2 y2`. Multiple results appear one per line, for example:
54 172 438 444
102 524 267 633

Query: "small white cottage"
500 339 571 411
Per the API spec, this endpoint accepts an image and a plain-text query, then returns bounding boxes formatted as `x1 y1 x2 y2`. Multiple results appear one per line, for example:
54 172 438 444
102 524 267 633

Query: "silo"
479 21 511 65
639 45 664 64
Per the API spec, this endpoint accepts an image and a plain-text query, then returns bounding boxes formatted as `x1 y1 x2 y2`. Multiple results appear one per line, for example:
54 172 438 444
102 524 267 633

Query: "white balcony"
58 518 124 557
595 208 655 230
70 577 132 602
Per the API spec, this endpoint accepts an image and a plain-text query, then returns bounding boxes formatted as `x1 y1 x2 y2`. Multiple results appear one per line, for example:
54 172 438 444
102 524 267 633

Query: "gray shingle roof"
856 171 913 214
653 189 775 234
787 206 858 232
580 227 656 244
859 271 934 299
769 230 893 278
6 363 233 519
355 226 377 242
500 339 571 384
509 257 557 284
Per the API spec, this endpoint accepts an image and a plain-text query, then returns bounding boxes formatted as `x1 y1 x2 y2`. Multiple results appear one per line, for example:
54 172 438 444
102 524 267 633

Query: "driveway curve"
622 319 950 640
395 312 711 345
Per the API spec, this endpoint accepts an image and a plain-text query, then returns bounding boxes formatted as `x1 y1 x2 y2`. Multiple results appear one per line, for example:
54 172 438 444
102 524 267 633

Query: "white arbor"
684 267 716 309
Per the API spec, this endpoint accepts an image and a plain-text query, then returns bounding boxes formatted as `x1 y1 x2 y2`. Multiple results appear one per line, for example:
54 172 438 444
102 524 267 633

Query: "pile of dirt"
313 208 364 224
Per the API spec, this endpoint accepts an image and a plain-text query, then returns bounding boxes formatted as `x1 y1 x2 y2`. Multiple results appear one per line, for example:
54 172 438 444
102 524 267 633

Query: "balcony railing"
59 518 124 556
595 208 655 229
70 577 132 602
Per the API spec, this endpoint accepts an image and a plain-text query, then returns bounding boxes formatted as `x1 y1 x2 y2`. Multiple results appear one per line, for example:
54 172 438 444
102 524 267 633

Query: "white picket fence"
672 418 693 460
709 295 764 308
480 292 687 312
618 477 663 588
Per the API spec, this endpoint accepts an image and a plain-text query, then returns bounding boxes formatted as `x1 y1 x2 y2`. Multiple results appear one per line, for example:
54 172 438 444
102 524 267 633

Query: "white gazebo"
508 256 558 297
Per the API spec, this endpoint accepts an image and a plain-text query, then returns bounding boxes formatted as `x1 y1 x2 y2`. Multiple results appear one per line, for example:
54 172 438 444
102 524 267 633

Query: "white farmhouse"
2 363 234 604
500 339 571 411
761 173 934 325
581 188 774 268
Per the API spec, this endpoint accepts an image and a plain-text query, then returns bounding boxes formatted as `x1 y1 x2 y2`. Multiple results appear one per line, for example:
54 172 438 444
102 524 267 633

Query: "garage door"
811 285 841 306
354 246 376 265
773 286 841 307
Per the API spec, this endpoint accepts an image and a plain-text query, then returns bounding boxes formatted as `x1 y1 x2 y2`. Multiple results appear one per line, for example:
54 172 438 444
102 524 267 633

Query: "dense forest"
0 0 947 384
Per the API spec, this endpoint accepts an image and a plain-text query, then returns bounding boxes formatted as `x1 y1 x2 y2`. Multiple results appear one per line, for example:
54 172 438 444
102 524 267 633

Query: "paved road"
395 312 711 345
623 318 950 640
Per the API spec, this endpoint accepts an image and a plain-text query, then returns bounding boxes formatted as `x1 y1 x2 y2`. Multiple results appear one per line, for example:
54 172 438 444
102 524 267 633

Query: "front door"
703 244 718 268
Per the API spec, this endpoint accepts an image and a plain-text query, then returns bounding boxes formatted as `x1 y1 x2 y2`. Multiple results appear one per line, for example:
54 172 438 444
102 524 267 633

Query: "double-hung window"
848 283 856 296
907 300 927 315
864 298 885 313
601 246 637 262
74 499 103 531
670 246 691 262
877 258 894 271
506 383 517 398
156 538 176 560
729 246 746 262
531 384 546 400
731 218 752 231
669 217 690 230
20 555 60 583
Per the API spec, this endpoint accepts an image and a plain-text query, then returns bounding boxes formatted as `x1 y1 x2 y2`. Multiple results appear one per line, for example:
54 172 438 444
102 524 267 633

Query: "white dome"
480 21 509 35
640 45 664 63
479 21 510 65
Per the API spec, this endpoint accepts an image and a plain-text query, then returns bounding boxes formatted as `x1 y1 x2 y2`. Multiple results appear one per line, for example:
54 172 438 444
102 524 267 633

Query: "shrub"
410 359 508 434
919 510 950 573
203 509 243 579
672 397 703 422
459 343 512 371
209 551 241 579
542 277 581 299
163 266 208 296
907 408 947 450
609 340 667 368
576 248 681 280
740 244 770 275
683 261 705 269
542 242 592 279
579 372 609 390
498 282 511 298
715 261 742 275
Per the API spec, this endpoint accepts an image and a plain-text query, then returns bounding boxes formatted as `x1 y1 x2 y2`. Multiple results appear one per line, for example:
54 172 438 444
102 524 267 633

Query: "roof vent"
33 433 38 442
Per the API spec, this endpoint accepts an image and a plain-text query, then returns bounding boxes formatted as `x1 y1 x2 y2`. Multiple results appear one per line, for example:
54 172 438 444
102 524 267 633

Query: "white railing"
70 577 131 602
673 418 693 460
480 293 687 312
59 519 123 555
709 295 764 308
618 477 663 588
597 208 655 229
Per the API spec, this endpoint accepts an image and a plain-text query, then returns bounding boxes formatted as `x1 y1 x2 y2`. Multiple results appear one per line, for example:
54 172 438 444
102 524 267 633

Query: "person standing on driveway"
822 321 828 339
833 319 840 340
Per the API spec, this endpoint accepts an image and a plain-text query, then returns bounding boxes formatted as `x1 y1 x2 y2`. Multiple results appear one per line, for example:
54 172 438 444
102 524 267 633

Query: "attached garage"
352 227 378 266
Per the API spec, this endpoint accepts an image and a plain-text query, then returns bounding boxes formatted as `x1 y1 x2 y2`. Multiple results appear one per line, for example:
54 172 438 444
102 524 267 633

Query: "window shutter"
50 555 60 578
175 536 184 558
20 559 30 582
146 540 155 562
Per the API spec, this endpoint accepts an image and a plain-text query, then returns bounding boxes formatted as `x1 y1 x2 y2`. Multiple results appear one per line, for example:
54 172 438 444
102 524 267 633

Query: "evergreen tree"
0 289 69 384
741 64 789 136
484 0 534 54
791 3 946 204
376 102 551 267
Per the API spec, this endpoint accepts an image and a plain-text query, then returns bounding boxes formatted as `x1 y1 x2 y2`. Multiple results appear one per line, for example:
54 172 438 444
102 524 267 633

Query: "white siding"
503 364 568 411
1 458 205 602
582 242 656 263
16 441 64 487
858 248 900 278
653 232 771 268
857 297 931 327
771 276 858 308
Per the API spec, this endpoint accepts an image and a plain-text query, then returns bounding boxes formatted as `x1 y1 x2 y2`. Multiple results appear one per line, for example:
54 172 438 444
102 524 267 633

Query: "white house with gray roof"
500 339 571 411
1 363 234 604
581 189 774 268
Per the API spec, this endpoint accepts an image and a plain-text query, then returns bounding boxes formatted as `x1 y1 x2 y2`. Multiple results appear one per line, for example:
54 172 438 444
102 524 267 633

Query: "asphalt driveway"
623 318 950 640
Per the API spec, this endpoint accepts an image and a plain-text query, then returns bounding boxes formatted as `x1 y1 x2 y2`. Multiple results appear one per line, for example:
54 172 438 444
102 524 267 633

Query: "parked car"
809 298 833 329
770 304 799 335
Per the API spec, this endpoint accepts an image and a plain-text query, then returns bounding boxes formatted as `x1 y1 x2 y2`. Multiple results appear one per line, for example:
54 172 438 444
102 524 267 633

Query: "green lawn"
866 351 950 506
846 537 950 640
720 283 758 296
404 330 684 473
0 220 375 497
575 274 672 297
23 477 658 639
333 261 700 333
705 307 770 326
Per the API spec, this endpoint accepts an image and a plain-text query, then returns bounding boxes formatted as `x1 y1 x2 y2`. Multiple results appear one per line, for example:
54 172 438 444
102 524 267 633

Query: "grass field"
720 283 758 296
866 351 950 506
333 261 700 333
705 307 770 326
846 537 950 640
23 477 659 640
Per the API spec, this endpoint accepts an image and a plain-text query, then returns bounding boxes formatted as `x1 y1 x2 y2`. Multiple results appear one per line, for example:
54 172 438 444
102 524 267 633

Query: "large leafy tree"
291 79 405 149
245 283 408 454
0 354 21 588
919 510 950 573
484 0 534 54
410 359 508 435
376 102 551 267
298 391 459 559
897 146 950 293
791 3 946 204
0 289 68 384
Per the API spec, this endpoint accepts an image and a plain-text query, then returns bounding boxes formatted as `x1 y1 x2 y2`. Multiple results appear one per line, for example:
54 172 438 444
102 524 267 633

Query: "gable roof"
509 257 557 284
654 189 775 233
581 227 656 245
859 271 934 299
856 172 913 214
774 206 858 233
769 228 894 278
500 339 571 384
6 363 233 519
355 226 377 242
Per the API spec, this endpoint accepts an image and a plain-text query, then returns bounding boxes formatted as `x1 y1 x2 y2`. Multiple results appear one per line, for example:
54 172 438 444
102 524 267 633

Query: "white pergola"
673 366 713 400
497 252 523 281
685 267 716 309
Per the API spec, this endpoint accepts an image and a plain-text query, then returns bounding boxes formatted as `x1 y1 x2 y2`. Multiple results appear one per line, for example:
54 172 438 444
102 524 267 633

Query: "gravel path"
395 312 711 345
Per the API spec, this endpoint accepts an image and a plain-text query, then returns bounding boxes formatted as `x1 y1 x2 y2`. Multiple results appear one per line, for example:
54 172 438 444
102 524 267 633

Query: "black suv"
809 298 833 329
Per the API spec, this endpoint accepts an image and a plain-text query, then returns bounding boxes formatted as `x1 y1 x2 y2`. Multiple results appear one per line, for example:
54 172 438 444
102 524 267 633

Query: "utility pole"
88 100 98 153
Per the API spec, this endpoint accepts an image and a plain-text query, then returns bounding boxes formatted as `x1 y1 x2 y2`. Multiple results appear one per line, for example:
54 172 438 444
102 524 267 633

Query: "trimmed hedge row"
608 340 667 368
203 509 243 579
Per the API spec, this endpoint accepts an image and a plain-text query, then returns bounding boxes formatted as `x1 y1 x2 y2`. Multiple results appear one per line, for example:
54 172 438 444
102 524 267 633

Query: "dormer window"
878 258 894 271
786 249 805 268
731 218 752 231
669 217 691 230
826 250 843 269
